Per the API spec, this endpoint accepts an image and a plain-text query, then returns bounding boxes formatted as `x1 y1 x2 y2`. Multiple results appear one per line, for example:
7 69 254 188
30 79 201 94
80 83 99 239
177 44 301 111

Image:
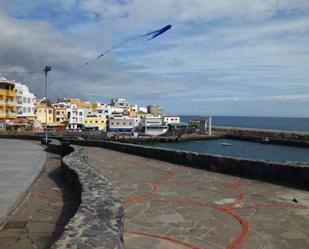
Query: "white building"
108 116 135 132
97 106 123 116
77 108 87 128
140 114 163 126
15 82 36 118
111 98 128 109
163 115 180 125
139 106 147 113
140 114 168 136
67 104 78 130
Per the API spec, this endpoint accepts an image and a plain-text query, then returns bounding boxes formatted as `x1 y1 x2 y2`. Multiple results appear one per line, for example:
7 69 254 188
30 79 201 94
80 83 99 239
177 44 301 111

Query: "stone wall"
47 142 124 249
70 139 309 188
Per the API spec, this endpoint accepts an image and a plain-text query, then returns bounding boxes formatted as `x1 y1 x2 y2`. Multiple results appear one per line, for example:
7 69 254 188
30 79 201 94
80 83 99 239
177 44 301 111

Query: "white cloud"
0 1 309 116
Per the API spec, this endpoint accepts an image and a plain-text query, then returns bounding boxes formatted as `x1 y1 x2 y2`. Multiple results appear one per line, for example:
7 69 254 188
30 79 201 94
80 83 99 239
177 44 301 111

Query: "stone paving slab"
85 146 309 249
0 150 79 249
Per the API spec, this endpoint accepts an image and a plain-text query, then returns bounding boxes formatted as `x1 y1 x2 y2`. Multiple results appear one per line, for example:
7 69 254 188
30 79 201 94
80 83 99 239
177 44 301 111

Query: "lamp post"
43 66 52 144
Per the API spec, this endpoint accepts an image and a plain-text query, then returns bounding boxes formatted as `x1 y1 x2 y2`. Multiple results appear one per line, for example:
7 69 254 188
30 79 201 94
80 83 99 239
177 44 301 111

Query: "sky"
0 0 308 117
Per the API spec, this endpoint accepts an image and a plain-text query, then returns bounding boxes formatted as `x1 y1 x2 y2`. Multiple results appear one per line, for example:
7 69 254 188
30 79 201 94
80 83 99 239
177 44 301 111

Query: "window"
23 107 26 113
79 112 83 116
56 111 60 115
27 98 30 103
85 121 88 123
95 121 98 123
48 110 52 114
28 107 31 113
101 121 104 123
23 97 26 103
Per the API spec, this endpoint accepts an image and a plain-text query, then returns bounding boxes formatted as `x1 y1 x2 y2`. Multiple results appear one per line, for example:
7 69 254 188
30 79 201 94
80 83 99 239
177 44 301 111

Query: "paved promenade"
0 147 79 249
86 147 309 249
0 139 46 225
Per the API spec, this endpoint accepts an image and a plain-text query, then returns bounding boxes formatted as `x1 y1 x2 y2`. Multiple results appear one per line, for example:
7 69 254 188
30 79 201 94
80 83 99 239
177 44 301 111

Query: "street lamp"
43 65 52 144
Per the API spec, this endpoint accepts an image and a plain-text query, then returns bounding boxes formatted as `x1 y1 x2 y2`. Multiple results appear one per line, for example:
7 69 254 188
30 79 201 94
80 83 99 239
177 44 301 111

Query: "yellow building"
35 103 54 125
0 78 17 120
128 104 139 117
84 113 106 131
54 107 68 125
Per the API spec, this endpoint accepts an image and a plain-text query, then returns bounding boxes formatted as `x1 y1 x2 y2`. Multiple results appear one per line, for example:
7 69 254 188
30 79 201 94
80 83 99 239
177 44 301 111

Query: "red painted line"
229 178 242 186
127 231 201 249
126 199 249 249
110 165 250 249
154 169 177 185
229 204 308 210
222 208 249 249
123 183 158 204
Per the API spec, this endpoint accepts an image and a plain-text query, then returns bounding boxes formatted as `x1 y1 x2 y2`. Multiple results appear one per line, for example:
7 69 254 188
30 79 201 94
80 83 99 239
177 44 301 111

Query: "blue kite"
144 24 172 40
83 24 172 66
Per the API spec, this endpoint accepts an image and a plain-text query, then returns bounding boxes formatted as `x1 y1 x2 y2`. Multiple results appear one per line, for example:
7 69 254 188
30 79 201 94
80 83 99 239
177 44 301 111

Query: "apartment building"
84 112 106 131
35 102 54 125
108 116 135 132
15 82 36 119
0 78 17 120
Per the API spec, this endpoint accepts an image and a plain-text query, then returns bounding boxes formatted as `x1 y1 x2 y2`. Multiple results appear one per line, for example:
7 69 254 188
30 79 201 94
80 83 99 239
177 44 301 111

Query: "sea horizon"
179 115 309 133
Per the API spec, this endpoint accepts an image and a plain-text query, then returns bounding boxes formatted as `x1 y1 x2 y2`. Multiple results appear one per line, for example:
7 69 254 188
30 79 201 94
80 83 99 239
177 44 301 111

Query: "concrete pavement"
85 146 309 249
0 139 46 225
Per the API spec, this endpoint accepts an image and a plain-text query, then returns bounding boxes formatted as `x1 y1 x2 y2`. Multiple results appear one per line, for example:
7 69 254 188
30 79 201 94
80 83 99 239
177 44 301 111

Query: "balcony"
6 90 17 97
0 112 16 119
0 88 17 97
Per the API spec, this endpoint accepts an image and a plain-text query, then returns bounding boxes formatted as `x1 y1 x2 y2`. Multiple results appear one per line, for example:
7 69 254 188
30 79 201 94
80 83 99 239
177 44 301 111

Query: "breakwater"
47 140 125 249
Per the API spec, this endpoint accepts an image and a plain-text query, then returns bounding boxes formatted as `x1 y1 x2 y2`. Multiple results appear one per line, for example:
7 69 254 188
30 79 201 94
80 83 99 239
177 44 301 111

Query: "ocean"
180 116 309 133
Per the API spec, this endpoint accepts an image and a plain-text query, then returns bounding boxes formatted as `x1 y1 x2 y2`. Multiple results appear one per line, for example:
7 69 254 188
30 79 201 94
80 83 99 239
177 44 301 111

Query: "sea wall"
214 126 309 147
70 139 309 188
47 141 125 249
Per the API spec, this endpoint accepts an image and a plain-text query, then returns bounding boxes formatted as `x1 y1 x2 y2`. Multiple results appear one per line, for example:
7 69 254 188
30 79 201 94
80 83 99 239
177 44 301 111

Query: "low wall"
47 142 124 249
70 139 309 188
45 139 62 154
